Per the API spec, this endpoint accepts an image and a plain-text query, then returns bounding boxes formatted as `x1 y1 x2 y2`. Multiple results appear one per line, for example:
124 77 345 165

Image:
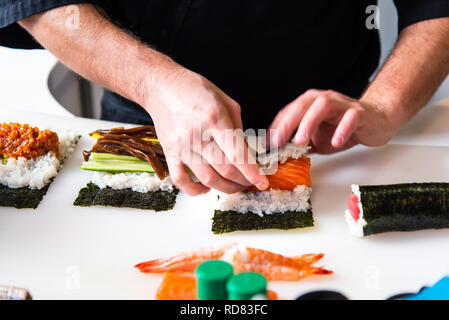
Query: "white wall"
378 0 449 104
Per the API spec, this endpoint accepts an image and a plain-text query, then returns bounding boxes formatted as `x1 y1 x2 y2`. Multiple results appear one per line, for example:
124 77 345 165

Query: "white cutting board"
0 110 448 300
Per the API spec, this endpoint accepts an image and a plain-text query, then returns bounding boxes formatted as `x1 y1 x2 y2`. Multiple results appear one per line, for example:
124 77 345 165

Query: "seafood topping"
0 123 59 159
83 126 168 180
249 157 311 191
348 194 361 222
155 272 279 300
135 243 332 282
265 157 311 190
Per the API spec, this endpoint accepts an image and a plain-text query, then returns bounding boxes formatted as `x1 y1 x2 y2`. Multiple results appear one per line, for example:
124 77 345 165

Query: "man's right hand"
18 4 269 196
142 61 269 195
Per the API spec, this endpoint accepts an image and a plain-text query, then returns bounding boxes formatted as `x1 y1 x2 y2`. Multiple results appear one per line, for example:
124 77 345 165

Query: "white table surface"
1 48 449 300
0 46 71 117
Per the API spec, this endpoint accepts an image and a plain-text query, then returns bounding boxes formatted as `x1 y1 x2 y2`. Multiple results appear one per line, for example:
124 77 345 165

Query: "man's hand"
270 17 449 154
18 4 269 196
269 89 395 154
142 62 269 195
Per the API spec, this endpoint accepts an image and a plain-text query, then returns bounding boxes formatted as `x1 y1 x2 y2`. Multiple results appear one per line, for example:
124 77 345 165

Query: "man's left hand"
268 89 398 154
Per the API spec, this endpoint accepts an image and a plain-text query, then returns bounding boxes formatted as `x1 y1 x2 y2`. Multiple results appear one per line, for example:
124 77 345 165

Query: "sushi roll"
212 143 314 234
345 183 449 237
74 126 179 211
0 122 79 209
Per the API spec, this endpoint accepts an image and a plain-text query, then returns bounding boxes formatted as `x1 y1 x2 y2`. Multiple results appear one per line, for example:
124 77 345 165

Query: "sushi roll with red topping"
345 183 449 237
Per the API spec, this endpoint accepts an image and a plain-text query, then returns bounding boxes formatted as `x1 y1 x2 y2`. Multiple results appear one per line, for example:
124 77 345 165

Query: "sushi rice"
217 143 312 217
91 172 174 193
217 186 312 217
257 143 310 173
0 129 79 190
344 184 367 237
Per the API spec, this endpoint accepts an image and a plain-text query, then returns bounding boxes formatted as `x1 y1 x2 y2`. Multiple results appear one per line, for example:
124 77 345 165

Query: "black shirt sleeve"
394 0 449 31
0 0 96 49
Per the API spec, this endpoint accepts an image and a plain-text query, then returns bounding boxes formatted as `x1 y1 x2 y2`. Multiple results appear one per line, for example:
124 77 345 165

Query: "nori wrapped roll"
345 183 449 237
212 209 314 234
74 183 179 212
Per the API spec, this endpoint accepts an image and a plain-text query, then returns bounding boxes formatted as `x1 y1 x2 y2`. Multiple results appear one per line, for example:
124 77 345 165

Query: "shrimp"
135 243 332 282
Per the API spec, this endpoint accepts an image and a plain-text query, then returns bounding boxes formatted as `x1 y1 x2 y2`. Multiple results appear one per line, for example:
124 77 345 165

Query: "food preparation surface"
0 110 448 300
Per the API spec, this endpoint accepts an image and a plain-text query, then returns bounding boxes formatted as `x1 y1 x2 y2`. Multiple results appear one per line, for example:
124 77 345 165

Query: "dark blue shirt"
1 0 449 128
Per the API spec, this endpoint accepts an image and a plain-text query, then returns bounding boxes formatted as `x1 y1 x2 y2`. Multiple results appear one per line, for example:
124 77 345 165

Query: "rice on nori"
74 126 179 212
212 143 314 234
0 123 79 209
345 183 449 237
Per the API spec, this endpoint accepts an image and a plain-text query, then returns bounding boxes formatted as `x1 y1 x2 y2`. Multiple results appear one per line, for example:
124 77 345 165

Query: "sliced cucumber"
90 153 143 162
81 160 155 173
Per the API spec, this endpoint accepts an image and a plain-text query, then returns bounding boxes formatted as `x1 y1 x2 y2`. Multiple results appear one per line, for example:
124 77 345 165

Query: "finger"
331 108 361 148
227 99 244 130
213 123 269 190
268 89 322 148
188 160 248 194
202 141 252 187
166 156 210 196
294 93 343 146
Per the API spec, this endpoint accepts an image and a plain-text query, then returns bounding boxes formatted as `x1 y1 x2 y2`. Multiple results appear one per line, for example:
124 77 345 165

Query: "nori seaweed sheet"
360 183 449 236
212 209 314 234
0 184 50 209
74 183 179 211
0 136 80 210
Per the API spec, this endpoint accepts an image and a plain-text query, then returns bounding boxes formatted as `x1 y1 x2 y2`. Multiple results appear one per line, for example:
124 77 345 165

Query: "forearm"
18 4 176 108
362 18 449 130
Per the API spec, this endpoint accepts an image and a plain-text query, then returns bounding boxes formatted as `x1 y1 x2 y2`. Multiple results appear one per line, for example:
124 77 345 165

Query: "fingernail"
295 131 307 145
333 136 344 147
256 179 269 191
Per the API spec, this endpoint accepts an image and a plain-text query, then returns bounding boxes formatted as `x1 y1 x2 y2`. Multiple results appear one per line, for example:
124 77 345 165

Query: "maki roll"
0 122 79 209
74 126 179 211
213 143 314 234
345 183 449 237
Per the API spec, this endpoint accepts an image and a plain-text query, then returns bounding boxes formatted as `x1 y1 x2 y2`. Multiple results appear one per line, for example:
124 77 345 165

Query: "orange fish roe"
0 123 60 159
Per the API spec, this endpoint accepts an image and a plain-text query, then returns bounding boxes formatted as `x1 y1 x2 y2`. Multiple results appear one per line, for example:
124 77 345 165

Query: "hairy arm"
363 18 449 131
270 18 449 154
19 4 164 108
19 4 269 194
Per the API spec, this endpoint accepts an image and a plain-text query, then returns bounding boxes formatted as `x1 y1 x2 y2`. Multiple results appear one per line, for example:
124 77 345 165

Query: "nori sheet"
0 184 50 209
0 136 80 210
212 209 314 234
360 183 449 236
74 183 179 211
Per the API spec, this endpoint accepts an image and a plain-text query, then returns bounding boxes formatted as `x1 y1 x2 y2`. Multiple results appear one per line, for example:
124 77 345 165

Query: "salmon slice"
156 272 278 300
266 158 311 190
156 273 198 300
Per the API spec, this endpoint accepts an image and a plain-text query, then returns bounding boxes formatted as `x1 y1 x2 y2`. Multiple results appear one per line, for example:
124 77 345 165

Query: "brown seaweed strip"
84 126 169 179
90 126 157 139
99 135 168 180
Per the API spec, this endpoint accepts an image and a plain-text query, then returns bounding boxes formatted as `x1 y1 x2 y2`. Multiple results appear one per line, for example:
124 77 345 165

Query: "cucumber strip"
81 160 155 173
90 153 142 162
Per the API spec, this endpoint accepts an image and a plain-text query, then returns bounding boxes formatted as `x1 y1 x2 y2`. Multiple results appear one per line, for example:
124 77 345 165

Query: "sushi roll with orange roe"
0 122 79 209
